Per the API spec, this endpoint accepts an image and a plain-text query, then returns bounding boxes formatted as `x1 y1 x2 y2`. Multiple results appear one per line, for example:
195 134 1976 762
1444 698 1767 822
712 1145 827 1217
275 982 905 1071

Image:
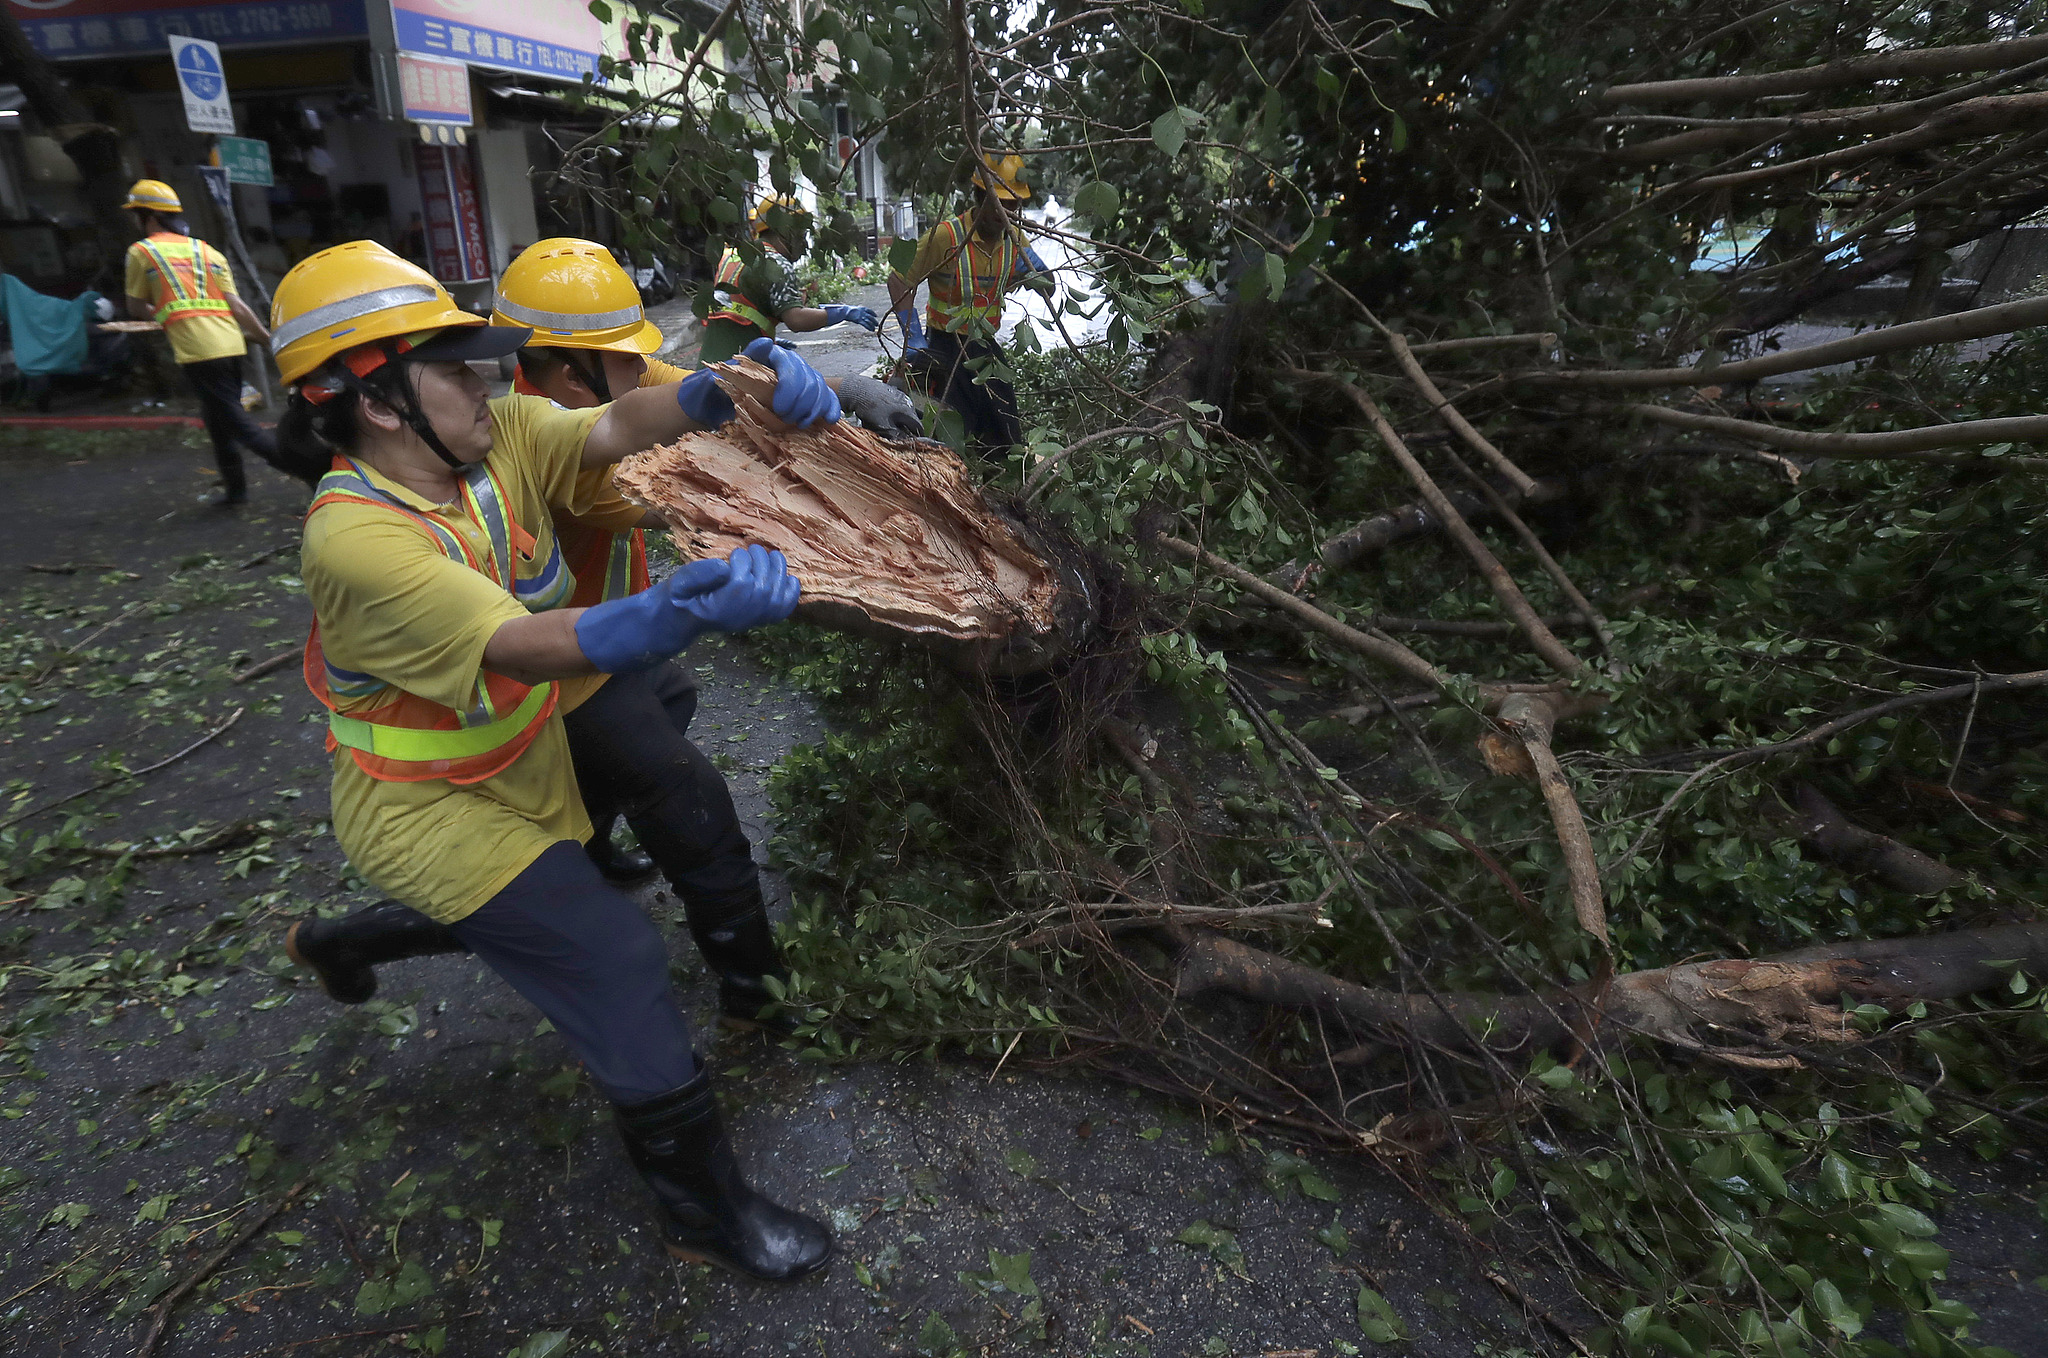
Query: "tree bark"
1790 784 1964 896
1318 478 1570 571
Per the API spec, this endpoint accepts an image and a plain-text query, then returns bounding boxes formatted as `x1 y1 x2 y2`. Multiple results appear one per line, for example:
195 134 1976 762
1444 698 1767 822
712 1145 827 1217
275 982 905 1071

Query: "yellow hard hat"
491 238 662 354
123 179 183 213
749 194 807 237
975 153 1030 202
270 240 526 384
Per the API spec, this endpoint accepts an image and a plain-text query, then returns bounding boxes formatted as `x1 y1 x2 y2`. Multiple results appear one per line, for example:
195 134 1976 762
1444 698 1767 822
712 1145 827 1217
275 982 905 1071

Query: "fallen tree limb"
1600 34 2048 104
1023 420 1179 500
1623 669 2048 862
232 648 298 684
1384 334 1540 496
1498 692 1609 945
1155 534 1447 691
1304 371 1584 678
0 706 244 832
137 1179 310 1357
1681 92 2048 194
80 820 258 859
1178 923 2048 1058
1522 295 2048 391
1630 405 2048 459
1318 478 1570 572
1408 332 1558 356
1789 783 1965 896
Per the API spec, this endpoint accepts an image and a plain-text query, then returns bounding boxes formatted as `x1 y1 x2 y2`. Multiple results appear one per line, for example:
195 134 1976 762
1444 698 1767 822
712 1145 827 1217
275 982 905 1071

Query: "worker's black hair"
270 355 419 487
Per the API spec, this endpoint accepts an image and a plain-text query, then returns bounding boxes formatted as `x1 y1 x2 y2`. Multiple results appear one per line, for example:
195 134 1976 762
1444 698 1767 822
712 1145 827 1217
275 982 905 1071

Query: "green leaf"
1073 180 1119 221
585 0 612 19
1387 0 1435 12
1872 1202 1939 1238
510 1333 573 1358
916 1311 958 1356
1811 1278 1863 1337
1387 112 1409 154
1152 106 1188 157
1138 1126 1164 1141
1356 1285 1409 1343
1317 1219 1352 1256
1818 1152 1857 1200
987 1248 1038 1296
1262 251 1286 302
1300 1172 1341 1202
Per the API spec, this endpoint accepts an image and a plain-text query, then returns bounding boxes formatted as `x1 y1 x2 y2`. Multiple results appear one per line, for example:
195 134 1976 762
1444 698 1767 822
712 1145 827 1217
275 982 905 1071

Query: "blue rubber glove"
742 337 841 427
574 557 731 673
675 367 734 429
897 305 927 353
676 543 801 635
823 303 880 331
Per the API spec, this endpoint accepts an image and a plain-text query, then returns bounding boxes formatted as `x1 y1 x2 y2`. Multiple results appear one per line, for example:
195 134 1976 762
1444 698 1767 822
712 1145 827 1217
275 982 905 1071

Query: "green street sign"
217 136 273 187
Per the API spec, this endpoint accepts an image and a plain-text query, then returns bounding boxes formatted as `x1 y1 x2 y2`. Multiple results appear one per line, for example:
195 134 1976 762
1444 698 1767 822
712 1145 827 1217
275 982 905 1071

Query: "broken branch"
1630 405 2048 460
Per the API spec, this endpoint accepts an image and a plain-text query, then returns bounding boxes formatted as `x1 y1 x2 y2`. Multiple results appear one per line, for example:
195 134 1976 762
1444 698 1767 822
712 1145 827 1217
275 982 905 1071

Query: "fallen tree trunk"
1680 92 2048 194
1600 34 2048 104
1607 85 2048 163
1178 922 2048 1059
615 357 1095 675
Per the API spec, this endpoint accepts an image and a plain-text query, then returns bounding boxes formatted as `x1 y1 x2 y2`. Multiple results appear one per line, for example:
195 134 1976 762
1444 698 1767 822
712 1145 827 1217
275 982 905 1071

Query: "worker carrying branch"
121 178 276 506
889 152 1055 463
267 239 839 1282
700 195 881 363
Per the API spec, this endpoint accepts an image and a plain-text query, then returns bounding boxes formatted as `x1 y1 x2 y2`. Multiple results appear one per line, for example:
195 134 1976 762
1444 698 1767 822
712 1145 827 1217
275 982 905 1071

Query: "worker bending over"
487 237 797 1027
271 240 837 1280
121 179 276 506
888 154 1053 463
701 195 879 364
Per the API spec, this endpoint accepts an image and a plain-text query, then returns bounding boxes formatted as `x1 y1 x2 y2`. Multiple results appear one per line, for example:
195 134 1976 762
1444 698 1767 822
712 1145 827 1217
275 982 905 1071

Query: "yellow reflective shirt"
123 235 246 366
301 394 610 923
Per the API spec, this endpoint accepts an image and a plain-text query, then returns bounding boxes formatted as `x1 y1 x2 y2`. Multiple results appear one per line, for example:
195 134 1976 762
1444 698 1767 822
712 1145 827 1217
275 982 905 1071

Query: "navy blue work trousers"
450 840 696 1104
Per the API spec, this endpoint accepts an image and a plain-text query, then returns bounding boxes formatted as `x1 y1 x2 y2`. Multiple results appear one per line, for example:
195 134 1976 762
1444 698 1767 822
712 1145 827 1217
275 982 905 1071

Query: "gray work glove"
834 373 925 439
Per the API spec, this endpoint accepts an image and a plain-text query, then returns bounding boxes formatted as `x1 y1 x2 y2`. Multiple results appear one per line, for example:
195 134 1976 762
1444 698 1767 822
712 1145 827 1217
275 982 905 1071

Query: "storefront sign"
398 50 473 125
170 34 234 133
389 0 599 82
216 134 273 185
415 142 489 284
5 0 369 59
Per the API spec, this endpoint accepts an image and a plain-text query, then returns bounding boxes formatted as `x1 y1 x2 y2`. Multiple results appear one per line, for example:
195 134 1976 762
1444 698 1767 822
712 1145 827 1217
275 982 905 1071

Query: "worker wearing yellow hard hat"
488 237 803 1031
700 194 880 364
888 152 1054 462
265 238 840 1281
120 177 277 506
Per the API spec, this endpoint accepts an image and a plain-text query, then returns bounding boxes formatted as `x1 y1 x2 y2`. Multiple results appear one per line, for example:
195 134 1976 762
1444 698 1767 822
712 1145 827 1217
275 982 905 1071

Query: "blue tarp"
1 274 105 376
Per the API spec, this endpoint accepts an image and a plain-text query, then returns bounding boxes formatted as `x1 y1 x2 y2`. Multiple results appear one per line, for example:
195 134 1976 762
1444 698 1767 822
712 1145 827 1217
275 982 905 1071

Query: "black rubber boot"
586 816 658 886
615 1069 831 1281
285 900 466 1005
684 885 795 1032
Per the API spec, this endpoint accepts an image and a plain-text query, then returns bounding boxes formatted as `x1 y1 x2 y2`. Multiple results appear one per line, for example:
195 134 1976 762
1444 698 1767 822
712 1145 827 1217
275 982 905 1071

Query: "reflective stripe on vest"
707 249 776 333
327 680 553 763
137 236 233 330
925 216 1018 336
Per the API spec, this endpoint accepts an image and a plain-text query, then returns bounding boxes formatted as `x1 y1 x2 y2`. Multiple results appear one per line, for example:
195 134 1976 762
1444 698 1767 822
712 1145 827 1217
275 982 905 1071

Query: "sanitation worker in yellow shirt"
266 239 840 1281
120 178 276 505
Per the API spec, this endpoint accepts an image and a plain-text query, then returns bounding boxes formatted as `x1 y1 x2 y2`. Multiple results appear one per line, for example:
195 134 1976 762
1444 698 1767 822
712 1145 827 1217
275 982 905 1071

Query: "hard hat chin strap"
561 349 613 404
314 343 467 470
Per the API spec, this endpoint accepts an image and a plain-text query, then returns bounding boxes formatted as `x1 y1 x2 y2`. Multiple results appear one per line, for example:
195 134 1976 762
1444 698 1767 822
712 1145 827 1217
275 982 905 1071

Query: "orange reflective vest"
134 233 234 330
708 248 776 333
924 214 1020 337
303 456 574 784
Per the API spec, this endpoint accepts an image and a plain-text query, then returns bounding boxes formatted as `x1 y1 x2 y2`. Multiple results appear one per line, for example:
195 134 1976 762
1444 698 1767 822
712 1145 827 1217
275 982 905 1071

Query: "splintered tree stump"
615 357 1095 676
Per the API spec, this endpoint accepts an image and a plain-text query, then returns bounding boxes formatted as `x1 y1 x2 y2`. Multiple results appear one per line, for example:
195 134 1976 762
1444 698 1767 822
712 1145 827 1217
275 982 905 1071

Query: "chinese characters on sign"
170 33 235 133
398 51 473 124
388 0 600 82
415 142 489 284
5 0 368 59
